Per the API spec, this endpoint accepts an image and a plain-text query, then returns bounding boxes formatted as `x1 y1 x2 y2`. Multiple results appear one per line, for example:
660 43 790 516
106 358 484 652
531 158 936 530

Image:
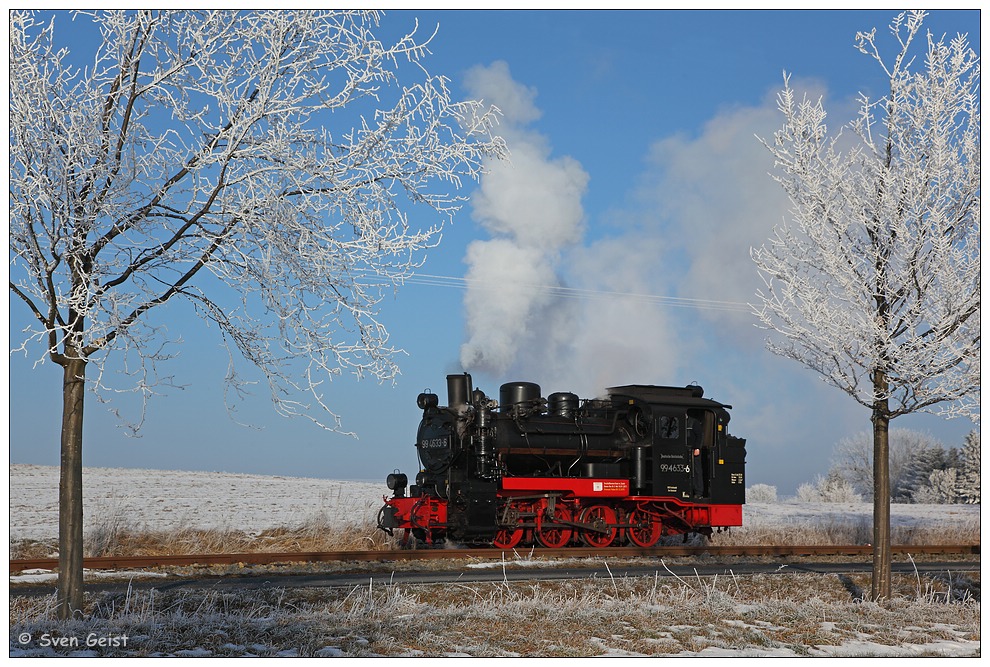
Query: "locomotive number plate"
420 437 449 449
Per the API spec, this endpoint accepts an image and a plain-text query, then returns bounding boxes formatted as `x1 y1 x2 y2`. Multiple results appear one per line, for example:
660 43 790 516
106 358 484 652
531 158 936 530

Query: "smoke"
456 66 826 402
458 61 589 376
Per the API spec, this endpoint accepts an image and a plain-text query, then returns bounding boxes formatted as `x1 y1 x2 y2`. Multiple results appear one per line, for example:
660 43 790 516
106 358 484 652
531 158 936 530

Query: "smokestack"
446 373 473 409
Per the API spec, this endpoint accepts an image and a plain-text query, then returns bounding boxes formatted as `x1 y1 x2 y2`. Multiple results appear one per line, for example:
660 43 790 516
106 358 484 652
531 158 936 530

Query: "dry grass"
10 510 979 561
712 516 982 548
9 513 391 560
10 569 980 657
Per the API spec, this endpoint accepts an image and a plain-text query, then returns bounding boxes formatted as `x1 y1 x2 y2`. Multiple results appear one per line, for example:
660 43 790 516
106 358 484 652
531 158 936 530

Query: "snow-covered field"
8 464 980 542
8 465 982 658
741 498 981 533
9 464 386 541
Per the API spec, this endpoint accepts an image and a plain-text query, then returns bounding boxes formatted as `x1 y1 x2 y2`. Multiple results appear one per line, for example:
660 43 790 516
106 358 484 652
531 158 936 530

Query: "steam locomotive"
377 373 746 548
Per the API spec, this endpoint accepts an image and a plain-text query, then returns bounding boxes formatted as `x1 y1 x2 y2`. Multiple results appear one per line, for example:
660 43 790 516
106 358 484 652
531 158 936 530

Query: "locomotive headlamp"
417 392 439 410
386 472 408 497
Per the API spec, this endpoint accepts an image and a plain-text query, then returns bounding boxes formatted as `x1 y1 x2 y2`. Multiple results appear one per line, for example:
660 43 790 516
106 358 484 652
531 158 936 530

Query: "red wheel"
493 503 525 549
493 527 523 549
579 505 618 547
626 507 662 547
535 503 573 548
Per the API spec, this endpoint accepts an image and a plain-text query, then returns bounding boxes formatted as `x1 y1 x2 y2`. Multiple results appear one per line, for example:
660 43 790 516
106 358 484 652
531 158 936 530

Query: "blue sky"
8 9 980 495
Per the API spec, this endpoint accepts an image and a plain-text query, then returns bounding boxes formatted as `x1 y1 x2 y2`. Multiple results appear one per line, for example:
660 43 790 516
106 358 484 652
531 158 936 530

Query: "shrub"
793 475 860 503
746 484 778 503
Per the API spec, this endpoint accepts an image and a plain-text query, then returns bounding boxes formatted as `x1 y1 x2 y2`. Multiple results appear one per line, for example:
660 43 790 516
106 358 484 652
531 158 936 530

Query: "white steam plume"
458 61 589 375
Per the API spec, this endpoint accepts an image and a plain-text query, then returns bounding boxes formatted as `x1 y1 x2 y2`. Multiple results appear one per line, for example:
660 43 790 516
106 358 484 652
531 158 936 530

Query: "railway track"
9 543 979 573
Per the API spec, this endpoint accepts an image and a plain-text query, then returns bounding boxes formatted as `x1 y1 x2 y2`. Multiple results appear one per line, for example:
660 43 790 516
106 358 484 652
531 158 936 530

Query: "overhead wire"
399 272 753 314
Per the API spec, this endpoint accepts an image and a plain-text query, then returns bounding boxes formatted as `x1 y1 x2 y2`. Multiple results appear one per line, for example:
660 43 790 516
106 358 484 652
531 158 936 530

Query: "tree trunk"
57 356 86 619
871 371 892 601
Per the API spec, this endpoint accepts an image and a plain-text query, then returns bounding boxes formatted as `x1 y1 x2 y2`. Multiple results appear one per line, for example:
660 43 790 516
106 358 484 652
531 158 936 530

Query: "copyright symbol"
18 633 31 644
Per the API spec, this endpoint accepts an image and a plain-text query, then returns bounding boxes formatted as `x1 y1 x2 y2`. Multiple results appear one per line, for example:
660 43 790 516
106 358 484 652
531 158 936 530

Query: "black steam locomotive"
377 373 746 548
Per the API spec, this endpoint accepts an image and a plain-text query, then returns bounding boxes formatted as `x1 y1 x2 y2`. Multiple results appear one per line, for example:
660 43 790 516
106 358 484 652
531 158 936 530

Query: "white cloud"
463 60 541 127
636 100 789 334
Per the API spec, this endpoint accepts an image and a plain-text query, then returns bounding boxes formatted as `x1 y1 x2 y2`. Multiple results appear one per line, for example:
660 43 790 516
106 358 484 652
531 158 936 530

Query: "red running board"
500 476 630 497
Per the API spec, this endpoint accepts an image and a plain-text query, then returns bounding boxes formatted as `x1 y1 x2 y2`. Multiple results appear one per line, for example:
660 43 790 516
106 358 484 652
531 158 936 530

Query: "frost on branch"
751 10 980 423
8 10 508 431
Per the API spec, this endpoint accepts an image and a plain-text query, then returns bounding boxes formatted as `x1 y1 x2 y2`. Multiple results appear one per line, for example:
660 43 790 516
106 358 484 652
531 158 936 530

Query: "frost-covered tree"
908 441 961 497
9 10 506 619
957 430 980 504
752 11 979 600
912 468 959 504
895 444 938 502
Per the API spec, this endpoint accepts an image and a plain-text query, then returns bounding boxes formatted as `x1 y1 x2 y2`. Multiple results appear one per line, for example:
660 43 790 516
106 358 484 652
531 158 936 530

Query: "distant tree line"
747 429 979 505
829 429 980 505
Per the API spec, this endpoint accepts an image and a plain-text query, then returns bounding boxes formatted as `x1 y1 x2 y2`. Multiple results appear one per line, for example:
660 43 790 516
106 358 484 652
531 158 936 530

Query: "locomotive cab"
608 384 745 506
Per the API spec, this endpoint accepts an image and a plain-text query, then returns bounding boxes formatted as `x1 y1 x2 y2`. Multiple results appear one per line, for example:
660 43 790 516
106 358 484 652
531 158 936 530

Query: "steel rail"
8 543 979 573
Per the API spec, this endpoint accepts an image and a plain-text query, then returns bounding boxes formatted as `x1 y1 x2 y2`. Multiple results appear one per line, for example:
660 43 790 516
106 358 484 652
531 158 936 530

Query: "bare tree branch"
10 9 508 424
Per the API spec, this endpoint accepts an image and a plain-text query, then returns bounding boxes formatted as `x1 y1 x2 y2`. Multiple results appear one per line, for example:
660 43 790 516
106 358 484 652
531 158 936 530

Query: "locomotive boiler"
377 373 746 548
